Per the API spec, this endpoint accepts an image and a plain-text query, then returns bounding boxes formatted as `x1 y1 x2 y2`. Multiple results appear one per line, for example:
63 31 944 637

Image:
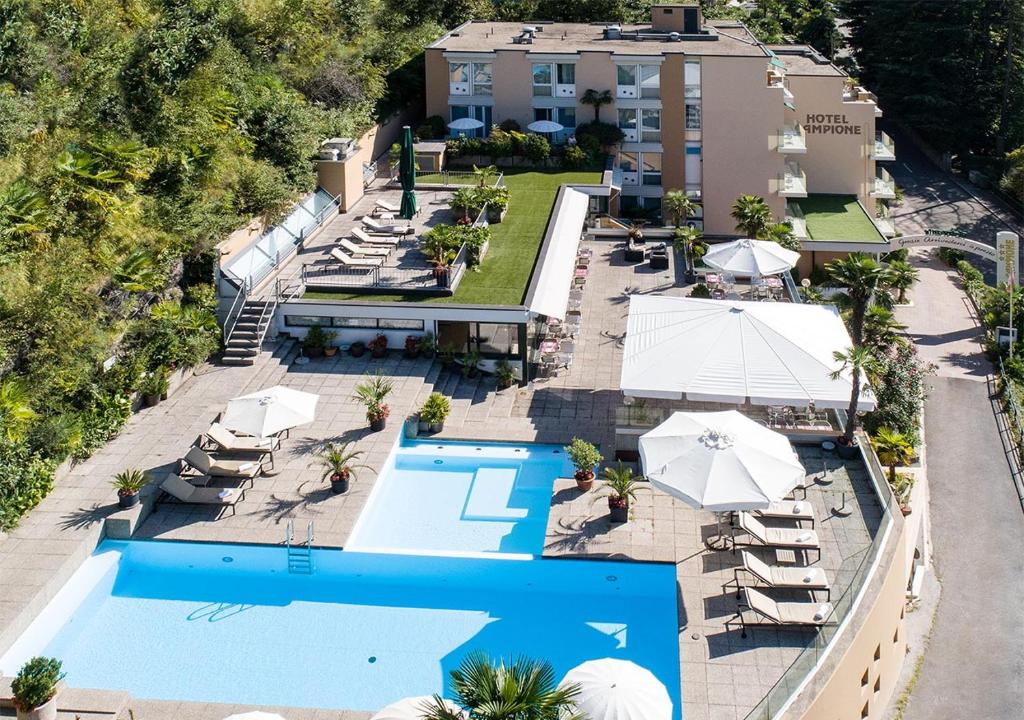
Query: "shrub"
575 120 624 149
475 186 510 212
520 132 551 164
563 145 589 168
864 342 933 446
420 392 451 424
497 118 521 132
690 283 711 298
12 657 63 711
421 224 491 268
0 440 56 531
565 437 603 479
937 247 965 266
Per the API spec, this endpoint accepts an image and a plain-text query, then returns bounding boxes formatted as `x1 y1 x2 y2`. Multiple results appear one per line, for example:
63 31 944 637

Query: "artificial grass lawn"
797 193 886 243
305 169 603 305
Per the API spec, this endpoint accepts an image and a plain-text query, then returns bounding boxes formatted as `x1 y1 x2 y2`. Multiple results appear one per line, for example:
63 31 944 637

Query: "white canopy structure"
703 238 799 277
527 120 565 133
222 386 319 438
447 117 484 130
620 295 875 410
371 696 462 720
526 187 590 320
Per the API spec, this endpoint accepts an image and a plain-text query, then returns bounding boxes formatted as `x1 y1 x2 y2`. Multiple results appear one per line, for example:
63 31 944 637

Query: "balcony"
785 202 808 239
844 84 883 117
777 123 807 154
871 168 896 199
871 131 895 161
874 216 896 237
779 163 807 198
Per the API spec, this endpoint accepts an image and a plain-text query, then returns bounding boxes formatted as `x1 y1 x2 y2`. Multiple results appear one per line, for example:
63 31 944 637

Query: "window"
640 64 660 98
534 107 553 122
450 105 491 137
685 142 702 185
478 324 520 356
685 102 701 130
684 60 701 98
333 317 379 329
618 64 660 99
449 62 469 84
532 63 552 96
379 318 425 330
556 106 576 129
641 153 662 185
617 108 638 140
285 315 331 327
618 151 638 173
641 109 661 142
556 63 575 85
616 64 637 88
473 63 492 95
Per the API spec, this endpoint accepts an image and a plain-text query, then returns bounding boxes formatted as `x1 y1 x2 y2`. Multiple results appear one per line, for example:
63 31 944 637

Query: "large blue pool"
1 540 681 713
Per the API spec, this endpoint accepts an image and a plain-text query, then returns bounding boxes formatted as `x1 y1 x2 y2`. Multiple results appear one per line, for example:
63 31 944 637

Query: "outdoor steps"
222 299 275 366
0 678 129 720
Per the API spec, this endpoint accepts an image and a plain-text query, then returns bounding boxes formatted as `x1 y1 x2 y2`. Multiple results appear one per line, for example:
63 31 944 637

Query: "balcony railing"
871 131 896 161
778 123 807 154
871 168 896 199
779 163 808 198
786 202 808 239
844 85 883 116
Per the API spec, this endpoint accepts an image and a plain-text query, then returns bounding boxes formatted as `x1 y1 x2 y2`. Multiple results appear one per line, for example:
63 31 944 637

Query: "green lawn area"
305 168 604 305
797 193 886 243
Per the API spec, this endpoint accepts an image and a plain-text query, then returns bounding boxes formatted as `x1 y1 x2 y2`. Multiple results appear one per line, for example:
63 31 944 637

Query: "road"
887 127 1024 720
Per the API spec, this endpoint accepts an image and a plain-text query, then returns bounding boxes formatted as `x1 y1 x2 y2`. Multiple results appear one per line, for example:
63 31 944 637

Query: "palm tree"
825 253 893 346
887 259 919 304
0 378 37 442
602 463 641 508
730 195 773 238
580 88 612 123
353 372 394 424
871 428 914 487
423 652 581 720
318 441 373 483
662 190 696 228
472 164 498 188
862 306 906 352
763 221 801 252
831 345 879 446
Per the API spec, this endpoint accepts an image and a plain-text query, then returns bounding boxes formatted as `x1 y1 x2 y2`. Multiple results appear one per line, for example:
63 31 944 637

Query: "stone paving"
0 200 887 720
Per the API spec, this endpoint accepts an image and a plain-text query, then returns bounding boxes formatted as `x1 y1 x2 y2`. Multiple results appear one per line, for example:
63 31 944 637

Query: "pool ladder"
285 519 315 574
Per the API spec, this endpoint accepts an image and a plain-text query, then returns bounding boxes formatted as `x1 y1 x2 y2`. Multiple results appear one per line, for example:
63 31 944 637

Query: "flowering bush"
865 342 935 446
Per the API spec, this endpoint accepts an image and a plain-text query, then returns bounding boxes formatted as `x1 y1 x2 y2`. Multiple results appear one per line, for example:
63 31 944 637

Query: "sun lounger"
374 199 400 213
734 551 830 601
159 473 244 516
734 512 820 562
339 238 390 257
183 447 264 479
361 216 412 235
753 500 816 528
329 247 384 268
735 587 834 637
202 423 279 456
351 228 401 246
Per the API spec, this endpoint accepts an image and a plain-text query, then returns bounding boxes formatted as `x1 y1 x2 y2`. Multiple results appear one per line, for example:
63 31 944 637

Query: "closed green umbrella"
398 125 417 220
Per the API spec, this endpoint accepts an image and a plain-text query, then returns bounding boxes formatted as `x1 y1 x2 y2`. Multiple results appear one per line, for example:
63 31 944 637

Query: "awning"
620 295 875 410
526 187 590 320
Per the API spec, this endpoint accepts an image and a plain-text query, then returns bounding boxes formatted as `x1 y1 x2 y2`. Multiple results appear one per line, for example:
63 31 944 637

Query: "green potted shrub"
12 657 63 720
111 468 148 509
602 463 640 523
354 372 394 432
349 339 366 358
420 392 451 433
303 325 328 359
439 343 456 369
565 438 603 491
495 358 517 390
318 441 373 494
462 349 481 379
690 283 711 299
140 368 169 407
369 333 389 359
419 332 437 359
322 329 339 357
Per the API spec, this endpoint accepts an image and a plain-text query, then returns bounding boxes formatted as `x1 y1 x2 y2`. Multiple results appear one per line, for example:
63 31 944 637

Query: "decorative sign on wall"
803 114 863 135
890 230 1019 285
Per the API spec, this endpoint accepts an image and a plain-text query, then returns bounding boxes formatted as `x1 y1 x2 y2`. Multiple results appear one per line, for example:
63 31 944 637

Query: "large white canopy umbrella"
560 659 672 720
371 696 463 720
639 411 804 512
703 238 799 277
447 117 485 131
223 713 286 720
526 119 565 134
222 385 318 438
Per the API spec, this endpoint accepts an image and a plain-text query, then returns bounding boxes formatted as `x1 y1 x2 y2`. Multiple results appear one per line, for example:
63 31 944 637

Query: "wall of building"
492 50 534 129
424 48 450 120
701 56 786 234
659 55 686 191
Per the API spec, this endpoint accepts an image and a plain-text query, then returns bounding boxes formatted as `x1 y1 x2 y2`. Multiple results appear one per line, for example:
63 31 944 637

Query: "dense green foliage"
704 0 841 57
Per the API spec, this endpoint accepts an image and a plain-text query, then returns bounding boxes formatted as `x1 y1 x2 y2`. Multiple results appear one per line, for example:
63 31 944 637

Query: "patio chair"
735 587 834 637
733 512 820 562
329 247 384 268
733 551 830 601
182 447 264 479
202 422 279 457
159 473 244 517
362 216 412 235
339 238 390 257
352 228 401 246
753 499 816 528
374 198 400 214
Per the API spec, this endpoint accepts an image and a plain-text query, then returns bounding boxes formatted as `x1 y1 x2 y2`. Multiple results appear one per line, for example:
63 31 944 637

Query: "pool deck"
0 227 884 720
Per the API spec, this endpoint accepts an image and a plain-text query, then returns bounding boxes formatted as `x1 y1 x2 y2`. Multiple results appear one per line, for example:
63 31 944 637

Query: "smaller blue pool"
347 440 572 556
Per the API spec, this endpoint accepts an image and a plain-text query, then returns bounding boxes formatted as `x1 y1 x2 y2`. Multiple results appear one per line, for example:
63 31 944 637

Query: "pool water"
2 540 681 714
347 440 572 556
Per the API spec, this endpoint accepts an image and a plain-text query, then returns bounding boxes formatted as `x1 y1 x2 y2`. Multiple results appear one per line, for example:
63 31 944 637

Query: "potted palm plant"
495 358 516 390
12 657 63 720
354 372 394 432
318 441 373 494
303 325 328 359
462 349 481 378
140 368 169 407
418 332 437 359
111 468 148 509
602 463 640 523
565 438 603 491
420 392 451 433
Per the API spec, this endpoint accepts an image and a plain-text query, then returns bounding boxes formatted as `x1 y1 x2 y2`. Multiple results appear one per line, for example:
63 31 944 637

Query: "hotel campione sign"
804 113 862 135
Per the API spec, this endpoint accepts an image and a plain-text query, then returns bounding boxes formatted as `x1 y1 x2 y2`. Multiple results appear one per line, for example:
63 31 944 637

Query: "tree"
662 190 696 228
673 226 703 272
764 221 800 252
580 88 613 123
871 427 914 487
0 379 36 443
423 652 581 720
862 306 906 354
730 195 773 238
826 253 892 346
831 345 879 446
795 3 841 59
886 259 919 304
473 164 498 187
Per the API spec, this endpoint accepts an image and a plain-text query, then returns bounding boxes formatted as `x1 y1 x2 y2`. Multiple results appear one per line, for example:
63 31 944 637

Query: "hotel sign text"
804 114 862 135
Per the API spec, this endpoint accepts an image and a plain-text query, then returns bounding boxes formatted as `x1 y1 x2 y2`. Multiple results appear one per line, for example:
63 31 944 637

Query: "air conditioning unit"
603 24 622 40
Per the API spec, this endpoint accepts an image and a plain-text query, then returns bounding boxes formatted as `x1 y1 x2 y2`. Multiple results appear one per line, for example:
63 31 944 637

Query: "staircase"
285 519 314 574
223 298 276 366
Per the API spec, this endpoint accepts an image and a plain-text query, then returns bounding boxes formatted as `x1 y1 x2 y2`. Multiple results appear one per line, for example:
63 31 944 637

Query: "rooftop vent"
319 138 355 161
668 31 682 42
603 24 622 40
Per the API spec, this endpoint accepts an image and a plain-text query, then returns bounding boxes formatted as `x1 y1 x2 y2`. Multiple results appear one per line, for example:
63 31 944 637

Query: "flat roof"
766 45 846 77
797 194 886 243
430 20 768 57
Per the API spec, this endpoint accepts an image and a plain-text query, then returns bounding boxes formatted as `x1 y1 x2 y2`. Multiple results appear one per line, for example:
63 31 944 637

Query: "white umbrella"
447 117 485 131
703 238 800 277
561 659 672 720
527 120 565 133
222 385 318 438
638 410 804 512
372 696 462 720
223 713 286 720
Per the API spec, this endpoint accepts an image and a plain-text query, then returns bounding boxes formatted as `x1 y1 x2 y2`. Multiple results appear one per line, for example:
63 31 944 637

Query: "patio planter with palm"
318 441 373 494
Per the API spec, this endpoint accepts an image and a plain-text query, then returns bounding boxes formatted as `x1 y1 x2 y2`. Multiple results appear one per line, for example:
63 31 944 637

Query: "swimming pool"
1 540 681 714
347 440 572 557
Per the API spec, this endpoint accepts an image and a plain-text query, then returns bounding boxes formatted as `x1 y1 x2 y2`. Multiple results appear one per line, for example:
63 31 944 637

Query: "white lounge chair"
202 423 279 456
734 551 831 601
183 447 263 479
339 238 390 257
329 247 384 267
734 512 821 562
753 499 816 528
362 216 412 235
352 228 401 246
374 198 400 213
160 473 243 516
736 587 834 638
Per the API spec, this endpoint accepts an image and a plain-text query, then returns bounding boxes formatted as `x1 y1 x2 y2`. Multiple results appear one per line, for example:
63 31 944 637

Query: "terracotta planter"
16 696 57 720
575 471 595 491
609 499 629 523
324 346 338 357
118 491 140 509
330 474 350 494
900 503 913 516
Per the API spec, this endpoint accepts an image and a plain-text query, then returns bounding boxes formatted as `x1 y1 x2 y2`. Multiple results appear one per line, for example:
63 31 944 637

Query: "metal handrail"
223 277 250 345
